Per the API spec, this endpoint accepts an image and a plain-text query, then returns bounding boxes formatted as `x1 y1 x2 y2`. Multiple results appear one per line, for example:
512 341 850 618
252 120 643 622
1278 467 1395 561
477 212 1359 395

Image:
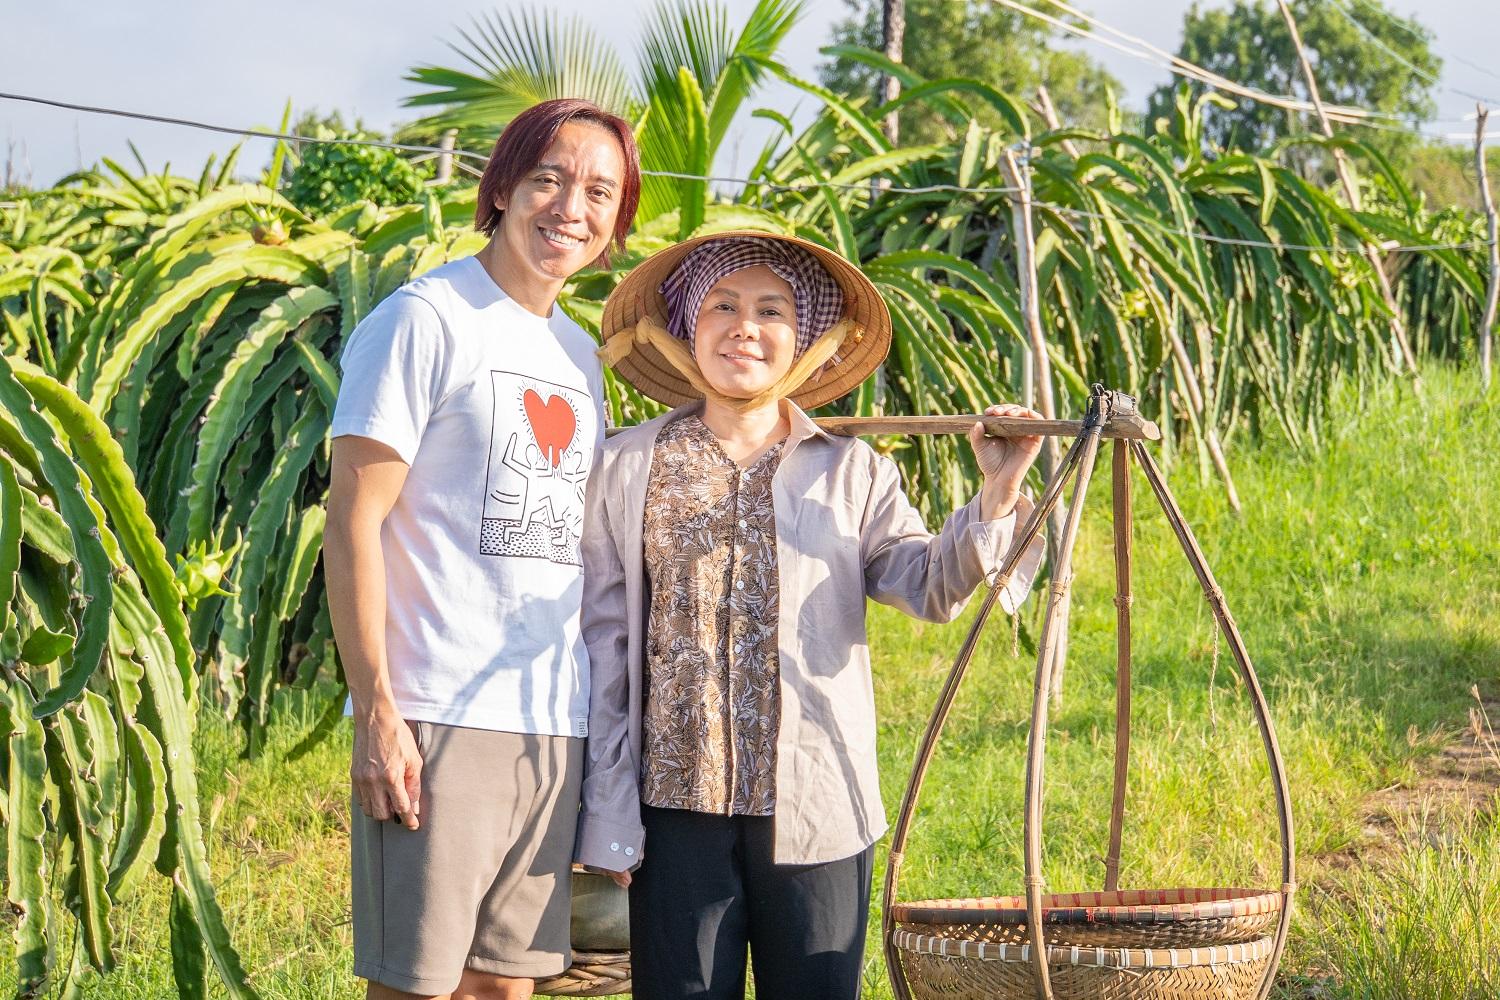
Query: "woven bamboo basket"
883 388 1297 1000
533 952 631 997
534 869 631 997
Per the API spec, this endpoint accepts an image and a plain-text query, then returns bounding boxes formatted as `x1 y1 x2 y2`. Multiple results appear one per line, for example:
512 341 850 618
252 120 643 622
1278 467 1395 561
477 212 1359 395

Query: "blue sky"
2 0 1496 187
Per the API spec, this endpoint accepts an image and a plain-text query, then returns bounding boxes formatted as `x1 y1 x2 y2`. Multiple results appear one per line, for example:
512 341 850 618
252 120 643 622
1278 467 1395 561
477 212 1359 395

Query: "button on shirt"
640 415 783 817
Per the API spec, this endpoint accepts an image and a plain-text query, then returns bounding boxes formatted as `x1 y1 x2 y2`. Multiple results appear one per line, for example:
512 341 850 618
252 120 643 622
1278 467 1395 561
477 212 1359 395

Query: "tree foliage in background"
282 129 433 218
819 0 1122 141
1146 0 1439 164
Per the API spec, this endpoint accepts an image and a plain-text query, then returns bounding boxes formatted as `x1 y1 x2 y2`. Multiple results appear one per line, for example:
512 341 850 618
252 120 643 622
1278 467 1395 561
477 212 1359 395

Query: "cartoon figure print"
480 371 592 565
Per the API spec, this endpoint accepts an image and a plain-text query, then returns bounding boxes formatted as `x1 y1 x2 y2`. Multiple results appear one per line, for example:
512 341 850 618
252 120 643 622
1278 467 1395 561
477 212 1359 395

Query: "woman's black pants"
628 804 874 1000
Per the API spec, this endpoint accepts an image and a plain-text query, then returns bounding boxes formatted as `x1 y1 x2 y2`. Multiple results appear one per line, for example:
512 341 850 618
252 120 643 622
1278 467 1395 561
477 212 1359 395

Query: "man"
325 98 640 1000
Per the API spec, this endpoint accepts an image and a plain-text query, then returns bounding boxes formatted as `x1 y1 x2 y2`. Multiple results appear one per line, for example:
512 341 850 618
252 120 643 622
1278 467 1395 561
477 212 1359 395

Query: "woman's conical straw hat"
599 229 892 409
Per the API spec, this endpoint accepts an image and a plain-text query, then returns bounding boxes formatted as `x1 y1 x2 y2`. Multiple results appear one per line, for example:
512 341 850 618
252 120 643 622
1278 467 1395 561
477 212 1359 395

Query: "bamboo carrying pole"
1476 105 1498 391
1276 0 1420 379
816 411 1159 439
604 412 1161 440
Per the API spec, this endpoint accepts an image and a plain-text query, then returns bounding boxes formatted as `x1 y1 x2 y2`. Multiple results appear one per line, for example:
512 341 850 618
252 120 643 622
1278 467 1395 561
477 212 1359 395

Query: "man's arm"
326 435 423 830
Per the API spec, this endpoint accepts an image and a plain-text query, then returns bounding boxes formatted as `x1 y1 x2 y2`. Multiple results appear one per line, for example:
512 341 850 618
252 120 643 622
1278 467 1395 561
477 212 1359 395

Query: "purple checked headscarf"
659 237 844 357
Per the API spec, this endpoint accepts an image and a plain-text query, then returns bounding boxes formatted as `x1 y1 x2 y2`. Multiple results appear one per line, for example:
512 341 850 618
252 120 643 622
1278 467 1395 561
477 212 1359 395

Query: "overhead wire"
1327 0 1500 106
1005 0 1496 144
1047 202 1486 252
644 168 1023 196
0 90 493 162
990 0 1405 127
0 90 1022 197
0 90 1491 255
6 0 1491 157
1345 0 1500 86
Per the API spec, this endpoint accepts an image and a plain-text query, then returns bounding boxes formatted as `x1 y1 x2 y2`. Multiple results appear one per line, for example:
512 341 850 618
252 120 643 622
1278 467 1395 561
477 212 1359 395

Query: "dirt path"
1355 690 1500 853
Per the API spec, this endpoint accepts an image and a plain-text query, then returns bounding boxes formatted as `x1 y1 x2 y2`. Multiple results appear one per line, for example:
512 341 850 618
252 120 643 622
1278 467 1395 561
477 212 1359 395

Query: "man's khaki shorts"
351 722 584 993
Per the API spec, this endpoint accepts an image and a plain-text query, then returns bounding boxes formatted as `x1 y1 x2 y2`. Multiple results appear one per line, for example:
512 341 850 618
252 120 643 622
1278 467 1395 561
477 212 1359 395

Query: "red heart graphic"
523 389 577 468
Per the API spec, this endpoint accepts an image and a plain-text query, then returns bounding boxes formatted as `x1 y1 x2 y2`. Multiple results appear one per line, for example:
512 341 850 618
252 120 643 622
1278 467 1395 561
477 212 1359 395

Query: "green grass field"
5 367 1499 998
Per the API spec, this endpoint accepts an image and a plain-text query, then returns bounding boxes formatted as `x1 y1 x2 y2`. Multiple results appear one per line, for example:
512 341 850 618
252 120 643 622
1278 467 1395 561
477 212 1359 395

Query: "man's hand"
352 709 423 830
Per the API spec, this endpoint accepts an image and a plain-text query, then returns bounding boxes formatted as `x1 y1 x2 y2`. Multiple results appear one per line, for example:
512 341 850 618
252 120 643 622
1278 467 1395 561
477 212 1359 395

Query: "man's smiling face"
491 120 625 289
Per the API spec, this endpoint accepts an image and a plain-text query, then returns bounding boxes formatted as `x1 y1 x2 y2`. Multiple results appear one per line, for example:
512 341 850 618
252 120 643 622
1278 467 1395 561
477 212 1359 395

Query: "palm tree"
403 0 804 238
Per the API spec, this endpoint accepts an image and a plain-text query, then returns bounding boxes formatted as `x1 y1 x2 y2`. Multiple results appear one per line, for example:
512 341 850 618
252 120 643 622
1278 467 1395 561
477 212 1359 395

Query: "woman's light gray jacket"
576 401 1044 869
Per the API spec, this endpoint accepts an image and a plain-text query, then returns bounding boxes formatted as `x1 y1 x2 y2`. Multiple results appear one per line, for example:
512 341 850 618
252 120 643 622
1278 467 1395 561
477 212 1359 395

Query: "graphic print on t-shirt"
480 370 592 565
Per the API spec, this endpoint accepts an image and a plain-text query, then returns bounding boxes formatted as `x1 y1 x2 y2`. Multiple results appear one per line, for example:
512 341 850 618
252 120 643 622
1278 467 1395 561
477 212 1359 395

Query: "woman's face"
691 265 798 400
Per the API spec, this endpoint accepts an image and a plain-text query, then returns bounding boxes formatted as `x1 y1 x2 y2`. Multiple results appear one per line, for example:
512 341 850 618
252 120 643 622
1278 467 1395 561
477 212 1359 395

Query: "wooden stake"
1276 0 1420 380
1032 85 1082 160
999 149 1059 425
1476 104 1498 391
435 129 457 185
1000 146 1071 703
1030 85 1238 508
1165 323 1241 511
880 0 905 147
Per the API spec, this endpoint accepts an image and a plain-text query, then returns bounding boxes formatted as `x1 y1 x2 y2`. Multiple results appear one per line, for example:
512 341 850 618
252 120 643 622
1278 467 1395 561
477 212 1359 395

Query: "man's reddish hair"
474 99 641 268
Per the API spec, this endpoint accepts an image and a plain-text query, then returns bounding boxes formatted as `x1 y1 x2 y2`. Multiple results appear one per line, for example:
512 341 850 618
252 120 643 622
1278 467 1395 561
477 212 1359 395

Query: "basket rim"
891 928 1274 969
891 887 1282 927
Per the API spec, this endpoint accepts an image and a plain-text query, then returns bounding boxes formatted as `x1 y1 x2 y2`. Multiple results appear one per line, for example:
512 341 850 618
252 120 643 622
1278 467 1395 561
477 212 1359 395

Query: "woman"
576 231 1046 999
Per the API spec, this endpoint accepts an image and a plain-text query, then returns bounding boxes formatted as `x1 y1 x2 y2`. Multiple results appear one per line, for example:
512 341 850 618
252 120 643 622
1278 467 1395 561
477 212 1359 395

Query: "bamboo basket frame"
882 385 1296 1000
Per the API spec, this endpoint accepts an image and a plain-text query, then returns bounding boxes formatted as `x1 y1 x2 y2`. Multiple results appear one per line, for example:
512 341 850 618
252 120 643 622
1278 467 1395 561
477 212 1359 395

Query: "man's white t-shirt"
331 256 604 736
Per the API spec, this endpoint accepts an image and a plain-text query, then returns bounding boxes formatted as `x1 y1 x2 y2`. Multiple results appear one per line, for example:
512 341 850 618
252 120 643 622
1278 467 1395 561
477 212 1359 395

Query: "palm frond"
639 0 802 152
403 6 639 142
634 0 802 234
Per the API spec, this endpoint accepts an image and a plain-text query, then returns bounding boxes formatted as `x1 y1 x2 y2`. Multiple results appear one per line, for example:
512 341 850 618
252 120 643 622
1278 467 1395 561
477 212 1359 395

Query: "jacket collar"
784 399 833 444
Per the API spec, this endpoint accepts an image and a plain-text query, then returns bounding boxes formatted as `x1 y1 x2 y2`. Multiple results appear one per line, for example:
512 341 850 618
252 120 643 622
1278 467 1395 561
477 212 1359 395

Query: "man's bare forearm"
325 437 409 725
325 515 398 721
